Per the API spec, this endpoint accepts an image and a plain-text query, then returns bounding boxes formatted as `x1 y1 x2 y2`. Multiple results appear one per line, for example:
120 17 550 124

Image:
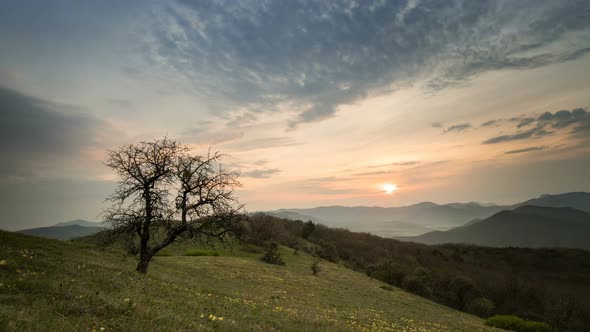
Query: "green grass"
0 231 502 331
183 249 220 257
485 315 551 332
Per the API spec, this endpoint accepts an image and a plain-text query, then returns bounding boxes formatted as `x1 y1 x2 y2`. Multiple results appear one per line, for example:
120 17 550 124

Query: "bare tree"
103 137 243 273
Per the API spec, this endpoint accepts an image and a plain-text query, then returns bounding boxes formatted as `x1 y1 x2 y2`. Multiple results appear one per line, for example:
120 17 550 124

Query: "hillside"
398 206 590 249
0 231 498 331
250 214 590 331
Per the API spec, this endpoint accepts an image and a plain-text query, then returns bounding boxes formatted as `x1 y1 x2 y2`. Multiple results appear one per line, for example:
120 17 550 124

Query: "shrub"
544 298 576 332
315 241 338 262
184 249 220 256
301 220 315 239
240 246 262 254
379 285 395 292
402 267 433 297
310 257 321 276
366 260 406 287
465 297 495 318
450 276 481 308
485 315 552 332
261 243 285 266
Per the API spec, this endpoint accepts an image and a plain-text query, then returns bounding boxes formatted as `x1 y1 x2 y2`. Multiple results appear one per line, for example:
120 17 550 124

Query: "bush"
261 243 285 266
485 315 552 332
184 249 220 256
379 285 395 292
366 260 406 287
310 257 321 276
402 267 432 297
450 276 481 308
315 241 338 262
465 297 495 318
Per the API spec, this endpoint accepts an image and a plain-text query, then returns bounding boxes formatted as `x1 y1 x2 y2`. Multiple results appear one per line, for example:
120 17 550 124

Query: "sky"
1 0 590 230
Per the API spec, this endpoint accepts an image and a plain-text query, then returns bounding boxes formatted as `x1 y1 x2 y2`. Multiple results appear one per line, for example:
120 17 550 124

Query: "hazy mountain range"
16 192 590 249
266 192 590 237
399 205 590 250
17 220 105 240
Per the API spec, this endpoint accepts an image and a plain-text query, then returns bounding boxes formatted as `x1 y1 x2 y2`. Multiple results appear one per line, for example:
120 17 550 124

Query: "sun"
382 183 398 194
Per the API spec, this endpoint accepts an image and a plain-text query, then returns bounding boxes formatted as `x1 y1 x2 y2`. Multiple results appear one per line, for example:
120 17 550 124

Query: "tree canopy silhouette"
103 137 243 273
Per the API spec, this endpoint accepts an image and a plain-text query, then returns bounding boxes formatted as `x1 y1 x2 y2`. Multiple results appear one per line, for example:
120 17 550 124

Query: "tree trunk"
136 254 150 274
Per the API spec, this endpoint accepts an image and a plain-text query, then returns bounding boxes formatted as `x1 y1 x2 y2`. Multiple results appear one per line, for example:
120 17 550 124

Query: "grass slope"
0 231 500 331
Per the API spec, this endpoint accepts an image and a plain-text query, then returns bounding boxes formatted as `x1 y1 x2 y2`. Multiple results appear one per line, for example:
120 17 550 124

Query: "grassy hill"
0 231 499 331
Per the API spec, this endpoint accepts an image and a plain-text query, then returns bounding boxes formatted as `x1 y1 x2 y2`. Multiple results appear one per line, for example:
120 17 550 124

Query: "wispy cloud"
482 126 552 144
482 108 589 144
481 120 498 127
138 0 590 129
505 146 546 154
241 168 281 179
224 137 300 151
445 123 472 133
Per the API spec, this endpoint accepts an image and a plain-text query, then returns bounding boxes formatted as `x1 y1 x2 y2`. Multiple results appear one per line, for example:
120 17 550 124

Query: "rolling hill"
0 231 498 331
399 205 590 249
17 219 105 240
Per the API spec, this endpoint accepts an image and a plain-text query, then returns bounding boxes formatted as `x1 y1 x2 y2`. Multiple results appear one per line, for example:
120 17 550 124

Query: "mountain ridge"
398 205 590 249
264 192 590 238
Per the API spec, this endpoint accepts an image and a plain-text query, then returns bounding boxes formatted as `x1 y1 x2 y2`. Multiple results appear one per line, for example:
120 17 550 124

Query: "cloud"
181 123 244 145
505 146 546 154
241 168 281 179
445 123 472 133
482 126 551 144
0 87 112 177
355 160 446 176
288 177 364 196
516 118 535 128
538 108 590 129
108 99 132 108
482 108 589 144
138 0 590 129
431 122 443 129
223 137 300 151
481 120 498 127
393 161 421 166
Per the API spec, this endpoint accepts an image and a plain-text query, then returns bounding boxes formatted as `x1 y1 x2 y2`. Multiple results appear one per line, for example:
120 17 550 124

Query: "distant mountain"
513 192 590 212
264 211 323 223
18 224 104 240
267 203 506 236
399 205 590 250
267 192 590 237
53 219 106 228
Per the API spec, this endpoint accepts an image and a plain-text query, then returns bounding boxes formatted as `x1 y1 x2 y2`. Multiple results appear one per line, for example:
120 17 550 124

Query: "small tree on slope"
103 137 243 273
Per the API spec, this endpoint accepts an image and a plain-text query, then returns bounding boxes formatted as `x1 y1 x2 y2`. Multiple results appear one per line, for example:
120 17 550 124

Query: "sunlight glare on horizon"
382 183 398 195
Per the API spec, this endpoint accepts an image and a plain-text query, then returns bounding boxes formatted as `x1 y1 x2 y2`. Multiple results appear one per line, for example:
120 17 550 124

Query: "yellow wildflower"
218 317 224 321
0 260 7 266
